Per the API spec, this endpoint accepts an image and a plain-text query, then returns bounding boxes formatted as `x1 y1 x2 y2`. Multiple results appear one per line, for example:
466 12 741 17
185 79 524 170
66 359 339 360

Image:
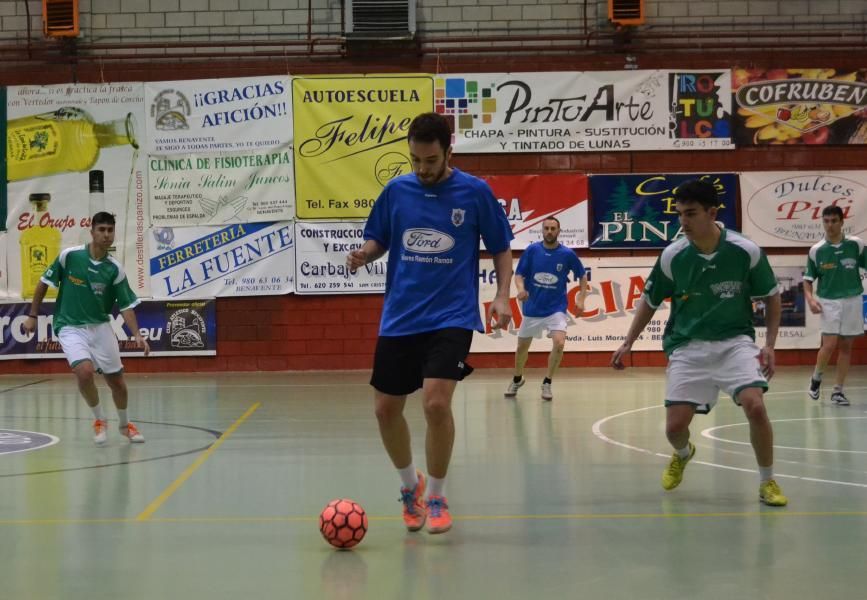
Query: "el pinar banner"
292 75 434 219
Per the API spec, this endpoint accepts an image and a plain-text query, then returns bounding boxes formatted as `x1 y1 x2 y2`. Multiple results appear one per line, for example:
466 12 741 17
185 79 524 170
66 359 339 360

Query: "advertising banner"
292 75 434 219
589 173 738 248
294 221 386 294
442 70 733 153
4 83 149 298
149 221 294 298
145 76 294 225
0 298 216 359
732 67 867 145
483 174 590 249
472 255 820 353
740 171 867 246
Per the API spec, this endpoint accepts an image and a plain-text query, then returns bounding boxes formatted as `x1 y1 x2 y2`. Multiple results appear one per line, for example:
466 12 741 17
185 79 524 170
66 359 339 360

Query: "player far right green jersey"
804 236 866 299
643 229 779 356
41 245 140 333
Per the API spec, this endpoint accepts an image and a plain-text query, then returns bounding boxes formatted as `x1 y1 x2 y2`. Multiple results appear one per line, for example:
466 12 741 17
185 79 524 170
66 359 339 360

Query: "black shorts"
370 327 474 396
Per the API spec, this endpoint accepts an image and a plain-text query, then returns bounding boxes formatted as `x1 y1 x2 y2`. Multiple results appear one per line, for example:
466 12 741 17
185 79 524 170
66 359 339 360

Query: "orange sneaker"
119 422 145 443
92 419 107 446
425 495 452 534
399 471 426 531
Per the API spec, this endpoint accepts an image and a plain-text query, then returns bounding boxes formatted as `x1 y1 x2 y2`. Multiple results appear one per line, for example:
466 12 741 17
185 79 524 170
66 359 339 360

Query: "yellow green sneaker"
662 442 695 490
759 479 788 507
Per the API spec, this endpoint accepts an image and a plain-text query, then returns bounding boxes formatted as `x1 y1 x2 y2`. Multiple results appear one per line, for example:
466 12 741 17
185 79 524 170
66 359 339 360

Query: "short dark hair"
543 216 561 227
92 212 116 227
673 179 720 210
408 112 452 151
822 205 844 220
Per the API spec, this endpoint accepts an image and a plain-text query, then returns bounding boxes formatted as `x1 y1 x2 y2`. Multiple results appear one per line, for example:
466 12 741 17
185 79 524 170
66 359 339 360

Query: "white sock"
833 384 843 393
812 369 823 381
759 466 774 483
428 476 446 497
676 444 691 459
398 464 418 490
90 404 105 421
117 409 129 428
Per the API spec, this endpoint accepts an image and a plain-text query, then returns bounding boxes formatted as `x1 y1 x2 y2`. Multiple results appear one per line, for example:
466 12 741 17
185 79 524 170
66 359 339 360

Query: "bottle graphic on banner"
20 194 60 299
6 107 138 182
79 169 107 246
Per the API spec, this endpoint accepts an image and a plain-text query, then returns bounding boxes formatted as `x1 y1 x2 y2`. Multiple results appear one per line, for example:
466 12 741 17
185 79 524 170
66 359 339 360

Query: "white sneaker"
93 419 107 446
541 382 553 401
120 422 145 443
504 377 525 397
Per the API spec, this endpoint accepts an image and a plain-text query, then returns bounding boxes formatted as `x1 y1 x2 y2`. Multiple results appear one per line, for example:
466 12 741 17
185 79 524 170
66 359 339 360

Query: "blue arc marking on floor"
0 430 60 455
0 417 222 478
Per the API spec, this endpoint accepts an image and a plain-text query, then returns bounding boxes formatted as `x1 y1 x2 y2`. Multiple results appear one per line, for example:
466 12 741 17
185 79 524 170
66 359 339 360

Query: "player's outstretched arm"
488 249 513 330
758 292 781 379
120 308 150 357
346 240 386 272
610 298 656 370
23 281 49 334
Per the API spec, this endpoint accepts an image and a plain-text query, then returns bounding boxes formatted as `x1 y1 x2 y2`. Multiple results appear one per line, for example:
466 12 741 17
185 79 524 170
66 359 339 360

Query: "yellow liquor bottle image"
6 107 138 182
20 194 61 299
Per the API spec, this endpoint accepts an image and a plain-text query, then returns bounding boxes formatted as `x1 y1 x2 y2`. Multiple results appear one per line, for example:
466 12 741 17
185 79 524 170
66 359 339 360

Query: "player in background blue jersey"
346 112 514 535
504 217 587 401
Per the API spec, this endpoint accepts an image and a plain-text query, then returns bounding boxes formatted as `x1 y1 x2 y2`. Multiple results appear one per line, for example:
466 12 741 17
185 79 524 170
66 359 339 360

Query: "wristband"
28 314 38 318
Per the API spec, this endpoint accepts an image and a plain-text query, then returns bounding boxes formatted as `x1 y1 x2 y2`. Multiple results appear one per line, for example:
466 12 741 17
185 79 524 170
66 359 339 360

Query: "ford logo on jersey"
402 228 455 254
534 272 558 285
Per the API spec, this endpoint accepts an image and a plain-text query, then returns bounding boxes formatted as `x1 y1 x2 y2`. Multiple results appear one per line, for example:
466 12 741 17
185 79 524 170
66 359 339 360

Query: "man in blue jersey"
505 217 587 401
346 112 514 535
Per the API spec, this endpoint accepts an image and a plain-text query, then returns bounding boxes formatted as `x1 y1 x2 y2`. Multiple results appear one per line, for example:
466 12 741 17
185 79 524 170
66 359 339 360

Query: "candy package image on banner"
145 76 294 226
4 83 149 299
292 75 434 219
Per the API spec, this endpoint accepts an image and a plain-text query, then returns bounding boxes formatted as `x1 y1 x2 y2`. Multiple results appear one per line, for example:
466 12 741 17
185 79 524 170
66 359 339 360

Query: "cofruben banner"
442 70 733 153
740 171 867 246
292 75 434 219
483 174 590 249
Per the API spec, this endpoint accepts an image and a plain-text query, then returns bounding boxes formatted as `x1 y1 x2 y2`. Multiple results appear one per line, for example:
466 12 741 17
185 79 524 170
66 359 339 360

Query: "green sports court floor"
0 367 865 599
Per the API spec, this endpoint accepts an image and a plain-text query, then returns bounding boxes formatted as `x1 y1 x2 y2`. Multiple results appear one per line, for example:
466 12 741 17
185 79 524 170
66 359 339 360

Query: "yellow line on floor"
135 402 261 521
1 510 866 526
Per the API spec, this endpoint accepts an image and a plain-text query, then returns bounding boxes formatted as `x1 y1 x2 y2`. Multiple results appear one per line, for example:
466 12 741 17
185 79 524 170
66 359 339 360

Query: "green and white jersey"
804 236 866 300
41 245 140 333
644 229 779 356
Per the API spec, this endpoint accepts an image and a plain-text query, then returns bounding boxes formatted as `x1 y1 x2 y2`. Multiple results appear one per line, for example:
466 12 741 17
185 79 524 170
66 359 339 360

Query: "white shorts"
517 312 568 339
58 323 123 374
665 335 767 414
819 296 864 337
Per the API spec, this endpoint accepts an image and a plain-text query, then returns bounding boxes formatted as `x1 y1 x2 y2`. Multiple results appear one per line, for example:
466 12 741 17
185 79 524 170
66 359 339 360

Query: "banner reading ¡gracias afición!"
483 174 590 249
740 171 867 247
0 299 216 359
442 70 733 154
472 255 820 353
589 173 738 249
149 221 294 299
145 76 295 226
294 222 386 295
292 75 434 219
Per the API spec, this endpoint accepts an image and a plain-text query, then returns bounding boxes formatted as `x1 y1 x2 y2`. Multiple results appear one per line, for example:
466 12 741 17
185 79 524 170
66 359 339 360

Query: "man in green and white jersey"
23 212 150 446
804 205 866 406
610 179 787 507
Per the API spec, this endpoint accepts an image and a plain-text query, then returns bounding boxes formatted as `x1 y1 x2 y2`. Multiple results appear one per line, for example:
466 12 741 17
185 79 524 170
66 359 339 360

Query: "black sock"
543 377 552 384
513 375 522 383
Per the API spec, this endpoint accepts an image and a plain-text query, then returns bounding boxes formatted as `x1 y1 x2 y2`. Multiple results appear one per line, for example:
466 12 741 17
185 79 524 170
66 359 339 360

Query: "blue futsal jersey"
515 242 585 317
364 168 513 336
